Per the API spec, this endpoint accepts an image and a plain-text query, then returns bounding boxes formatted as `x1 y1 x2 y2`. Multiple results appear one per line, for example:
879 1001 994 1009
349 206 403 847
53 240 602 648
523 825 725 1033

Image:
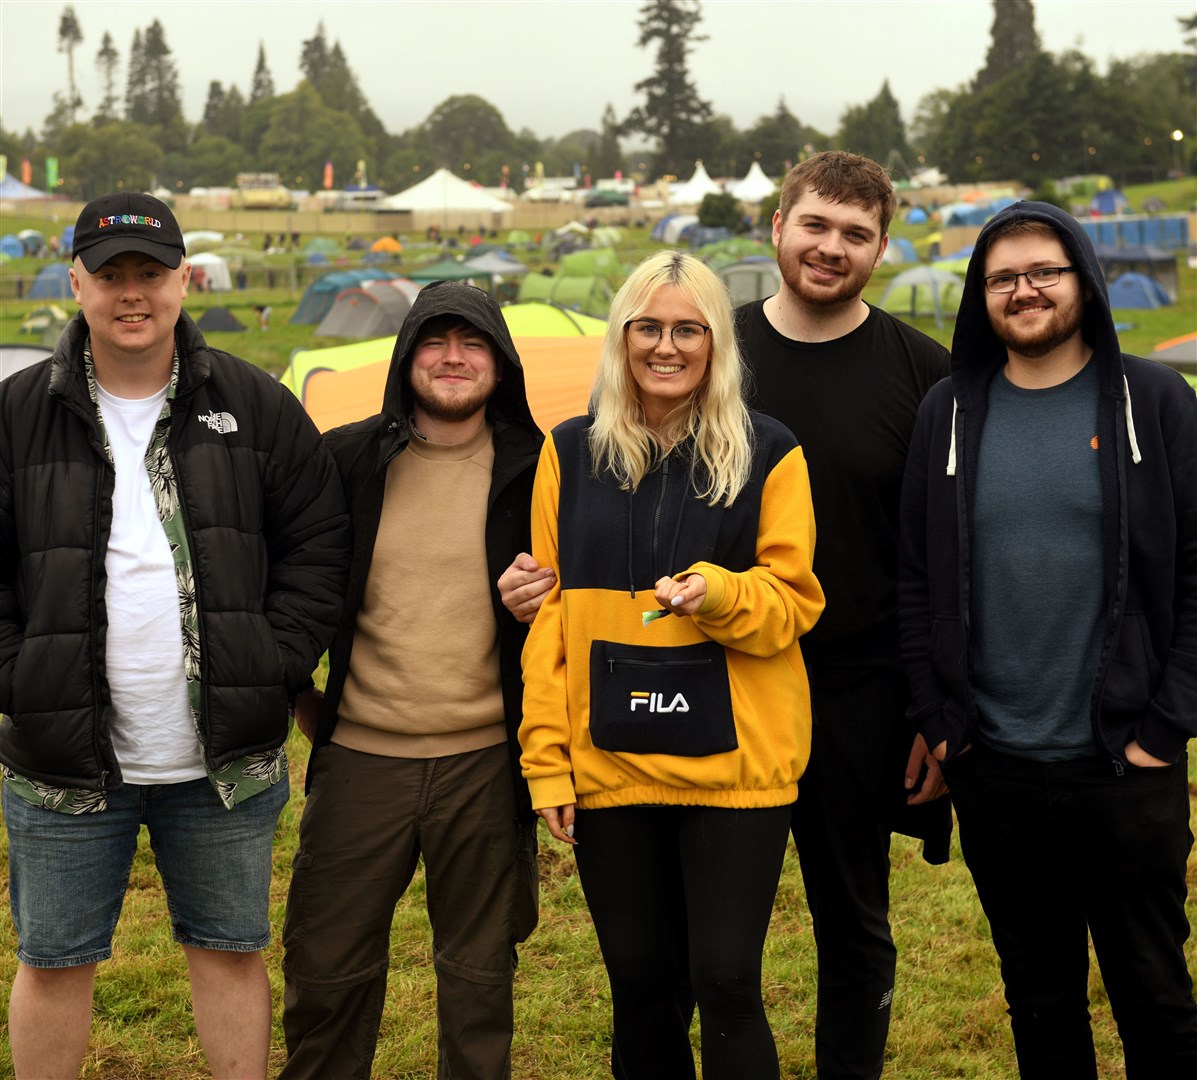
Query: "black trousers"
947 743 1197 1080
792 668 910 1080
574 803 793 1080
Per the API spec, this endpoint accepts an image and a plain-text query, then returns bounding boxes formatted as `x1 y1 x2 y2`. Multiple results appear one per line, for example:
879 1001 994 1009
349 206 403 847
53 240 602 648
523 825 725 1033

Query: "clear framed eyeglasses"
624 320 711 353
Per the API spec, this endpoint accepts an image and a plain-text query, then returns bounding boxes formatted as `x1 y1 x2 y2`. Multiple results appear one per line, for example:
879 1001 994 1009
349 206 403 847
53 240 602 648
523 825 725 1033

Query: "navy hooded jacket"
898 202 1197 766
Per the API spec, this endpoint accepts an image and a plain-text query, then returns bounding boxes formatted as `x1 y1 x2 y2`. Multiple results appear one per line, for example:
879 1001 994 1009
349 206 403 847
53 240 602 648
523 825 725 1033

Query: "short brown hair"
982 216 1059 249
778 151 897 235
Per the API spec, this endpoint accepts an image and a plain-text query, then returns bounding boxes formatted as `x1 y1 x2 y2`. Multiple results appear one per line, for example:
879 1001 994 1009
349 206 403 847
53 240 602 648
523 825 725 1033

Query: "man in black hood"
900 201 1197 1077
280 281 544 1078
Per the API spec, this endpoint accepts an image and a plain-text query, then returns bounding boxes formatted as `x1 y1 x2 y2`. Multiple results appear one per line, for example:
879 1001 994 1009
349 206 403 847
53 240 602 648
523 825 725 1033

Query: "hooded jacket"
309 281 543 818
0 311 350 790
899 201 1197 766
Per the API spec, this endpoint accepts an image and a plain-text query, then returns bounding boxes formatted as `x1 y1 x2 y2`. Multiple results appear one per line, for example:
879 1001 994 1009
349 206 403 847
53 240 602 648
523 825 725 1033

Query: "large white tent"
669 162 723 206
729 161 776 204
377 168 513 213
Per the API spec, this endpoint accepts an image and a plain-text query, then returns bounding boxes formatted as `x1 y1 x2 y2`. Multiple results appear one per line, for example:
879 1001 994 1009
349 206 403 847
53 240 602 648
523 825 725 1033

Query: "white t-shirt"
97 383 205 784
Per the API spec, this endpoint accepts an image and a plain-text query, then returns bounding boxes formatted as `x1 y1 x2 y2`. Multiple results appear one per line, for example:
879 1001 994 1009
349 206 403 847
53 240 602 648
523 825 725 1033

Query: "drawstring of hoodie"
945 381 1143 475
1123 376 1142 464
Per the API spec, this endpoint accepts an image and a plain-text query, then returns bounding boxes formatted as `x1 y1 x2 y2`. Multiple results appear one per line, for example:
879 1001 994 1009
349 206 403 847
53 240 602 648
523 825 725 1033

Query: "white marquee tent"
729 162 776 204
377 168 513 214
669 162 723 206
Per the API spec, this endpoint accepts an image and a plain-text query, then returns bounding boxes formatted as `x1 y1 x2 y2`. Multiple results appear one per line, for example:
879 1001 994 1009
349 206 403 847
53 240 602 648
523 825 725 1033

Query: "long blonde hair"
588 250 753 506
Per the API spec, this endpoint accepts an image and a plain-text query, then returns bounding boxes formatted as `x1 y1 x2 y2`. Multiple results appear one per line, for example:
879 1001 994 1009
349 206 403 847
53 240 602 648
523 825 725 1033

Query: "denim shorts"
4 774 289 968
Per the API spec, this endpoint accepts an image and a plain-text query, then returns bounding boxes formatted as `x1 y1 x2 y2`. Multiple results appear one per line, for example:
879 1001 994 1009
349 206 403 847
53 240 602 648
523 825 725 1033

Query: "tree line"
2 1 1193 202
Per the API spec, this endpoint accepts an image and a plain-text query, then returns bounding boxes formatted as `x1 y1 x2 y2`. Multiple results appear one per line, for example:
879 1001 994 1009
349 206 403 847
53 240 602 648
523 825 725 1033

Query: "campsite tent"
559 248 621 281
0 344 52 380
378 168 512 214
651 215 683 242
1094 245 1178 301
500 302 606 336
1107 272 1172 309
30 263 73 299
281 300 607 429
462 251 528 276
517 273 612 318
0 235 24 259
189 252 233 292
878 266 965 328
0 173 47 201
728 161 775 203
717 259 783 306
183 230 224 253
670 162 722 206
906 207 929 225
1090 189 1129 216
195 307 247 332
661 215 700 245
315 282 415 338
291 269 393 324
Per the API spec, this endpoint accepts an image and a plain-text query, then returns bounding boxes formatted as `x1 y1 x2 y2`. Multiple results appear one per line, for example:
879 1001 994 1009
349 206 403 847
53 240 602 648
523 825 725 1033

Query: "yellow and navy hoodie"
519 411 825 812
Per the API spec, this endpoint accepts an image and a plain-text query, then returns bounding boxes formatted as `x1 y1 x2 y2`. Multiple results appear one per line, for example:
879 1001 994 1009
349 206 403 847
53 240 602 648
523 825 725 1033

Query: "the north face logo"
198 411 238 434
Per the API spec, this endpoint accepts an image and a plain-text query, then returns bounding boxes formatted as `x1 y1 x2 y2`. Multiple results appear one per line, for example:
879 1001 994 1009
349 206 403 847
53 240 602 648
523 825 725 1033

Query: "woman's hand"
654 574 706 617
537 804 577 845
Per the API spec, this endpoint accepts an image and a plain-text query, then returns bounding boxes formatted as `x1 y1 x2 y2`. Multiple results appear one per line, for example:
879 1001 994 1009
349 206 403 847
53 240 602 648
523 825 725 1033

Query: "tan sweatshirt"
334 422 505 758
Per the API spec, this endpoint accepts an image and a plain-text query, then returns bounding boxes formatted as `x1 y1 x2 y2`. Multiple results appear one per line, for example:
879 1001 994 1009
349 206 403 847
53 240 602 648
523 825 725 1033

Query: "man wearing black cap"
0 192 349 1078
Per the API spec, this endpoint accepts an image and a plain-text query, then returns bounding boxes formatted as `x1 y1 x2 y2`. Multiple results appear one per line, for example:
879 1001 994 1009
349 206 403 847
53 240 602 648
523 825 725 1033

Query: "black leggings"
574 803 792 1080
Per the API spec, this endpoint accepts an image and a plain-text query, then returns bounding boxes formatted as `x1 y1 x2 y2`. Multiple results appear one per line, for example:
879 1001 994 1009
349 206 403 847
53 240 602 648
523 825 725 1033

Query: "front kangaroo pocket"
589 639 737 757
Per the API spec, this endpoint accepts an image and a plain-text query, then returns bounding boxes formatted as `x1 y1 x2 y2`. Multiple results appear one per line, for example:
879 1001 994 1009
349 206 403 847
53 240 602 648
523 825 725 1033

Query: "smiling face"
407 320 501 439
983 231 1085 360
70 251 190 369
625 284 711 431
772 189 888 308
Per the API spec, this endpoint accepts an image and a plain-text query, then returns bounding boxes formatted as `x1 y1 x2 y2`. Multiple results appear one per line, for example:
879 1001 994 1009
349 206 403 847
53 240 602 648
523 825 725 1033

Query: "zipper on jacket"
651 456 671 579
88 459 114 786
608 657 713 673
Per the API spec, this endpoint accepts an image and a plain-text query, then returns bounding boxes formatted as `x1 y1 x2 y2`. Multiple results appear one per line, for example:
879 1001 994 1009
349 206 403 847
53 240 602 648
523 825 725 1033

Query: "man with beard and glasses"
499 152 953 1080
281 282 543 1079
899 202 1197 1078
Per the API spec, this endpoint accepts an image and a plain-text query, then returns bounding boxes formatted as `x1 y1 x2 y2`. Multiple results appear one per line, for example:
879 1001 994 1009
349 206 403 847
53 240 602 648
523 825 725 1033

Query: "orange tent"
302 336 604 434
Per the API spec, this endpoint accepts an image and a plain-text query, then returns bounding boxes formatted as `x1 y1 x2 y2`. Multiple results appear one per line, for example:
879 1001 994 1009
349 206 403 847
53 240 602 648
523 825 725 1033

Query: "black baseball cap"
72 192 186 273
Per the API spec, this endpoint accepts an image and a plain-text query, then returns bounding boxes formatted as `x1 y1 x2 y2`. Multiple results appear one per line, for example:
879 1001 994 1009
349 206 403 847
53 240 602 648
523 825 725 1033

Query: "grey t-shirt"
970 360 1104 760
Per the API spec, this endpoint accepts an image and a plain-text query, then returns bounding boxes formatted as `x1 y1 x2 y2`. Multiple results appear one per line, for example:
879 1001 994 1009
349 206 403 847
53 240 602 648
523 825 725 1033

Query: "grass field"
0 179 1194 1076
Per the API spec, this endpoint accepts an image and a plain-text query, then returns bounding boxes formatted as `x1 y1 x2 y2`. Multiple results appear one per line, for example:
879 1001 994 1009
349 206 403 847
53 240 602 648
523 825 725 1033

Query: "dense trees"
16 1 1193 199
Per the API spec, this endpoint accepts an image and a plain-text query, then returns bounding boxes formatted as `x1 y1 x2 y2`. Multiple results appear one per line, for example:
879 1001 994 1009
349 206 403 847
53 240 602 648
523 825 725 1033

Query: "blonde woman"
519 250 824 1078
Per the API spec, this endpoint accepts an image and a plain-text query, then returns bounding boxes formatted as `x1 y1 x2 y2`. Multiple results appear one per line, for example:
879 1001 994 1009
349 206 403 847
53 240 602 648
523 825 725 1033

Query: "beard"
409 370 498 423
776 240 877 307
990 293 1085 359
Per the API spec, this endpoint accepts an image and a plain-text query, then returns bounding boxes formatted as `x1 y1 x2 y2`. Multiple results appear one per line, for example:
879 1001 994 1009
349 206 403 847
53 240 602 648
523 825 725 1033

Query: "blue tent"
30 263 73 299
650 214 682 241
893 237 917 262
1090 189 1129 216
0 173 46 201
906 207 928 224
1107 272 1171 309
290 269 392 324
0 235 24 259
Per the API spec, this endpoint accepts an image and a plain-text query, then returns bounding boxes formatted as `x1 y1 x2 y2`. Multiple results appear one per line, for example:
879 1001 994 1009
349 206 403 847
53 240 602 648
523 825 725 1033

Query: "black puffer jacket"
310 281 544 818
0 311 350 790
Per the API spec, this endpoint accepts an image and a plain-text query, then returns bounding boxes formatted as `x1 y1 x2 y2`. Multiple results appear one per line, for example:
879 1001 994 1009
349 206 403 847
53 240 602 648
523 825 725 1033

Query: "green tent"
559 247 622 282
517 274 612 318
501 302 606 336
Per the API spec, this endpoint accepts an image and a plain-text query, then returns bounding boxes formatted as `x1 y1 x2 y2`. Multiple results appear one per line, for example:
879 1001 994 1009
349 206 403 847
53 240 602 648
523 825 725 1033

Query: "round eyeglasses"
984 267 1075 294
625 320 711 353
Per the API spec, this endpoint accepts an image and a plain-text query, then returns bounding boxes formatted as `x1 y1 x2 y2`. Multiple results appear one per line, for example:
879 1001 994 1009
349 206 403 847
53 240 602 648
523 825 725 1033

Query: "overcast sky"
1 0 1191 144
